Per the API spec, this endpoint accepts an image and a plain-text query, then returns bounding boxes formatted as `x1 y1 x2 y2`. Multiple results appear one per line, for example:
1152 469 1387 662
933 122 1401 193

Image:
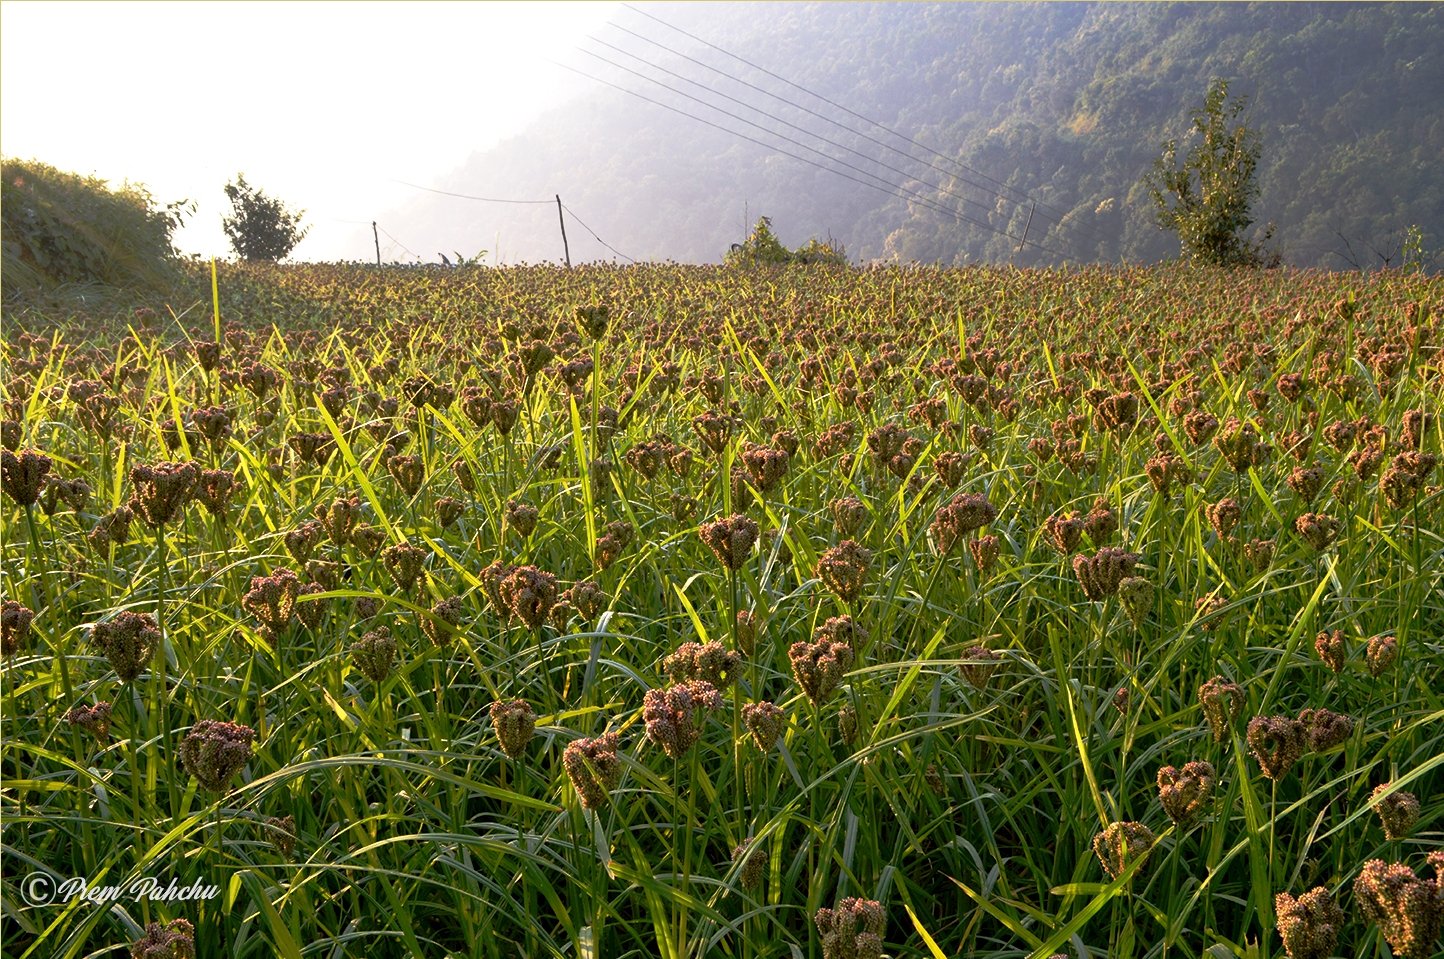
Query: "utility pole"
1016 201 1036 255
556 195 571 268
372 221 381 267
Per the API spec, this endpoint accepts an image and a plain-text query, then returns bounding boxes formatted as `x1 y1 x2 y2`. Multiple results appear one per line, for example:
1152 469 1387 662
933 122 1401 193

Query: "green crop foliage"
2 262 1441 959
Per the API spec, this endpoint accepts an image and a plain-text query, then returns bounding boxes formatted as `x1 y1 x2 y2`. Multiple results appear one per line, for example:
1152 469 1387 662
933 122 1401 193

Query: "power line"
555 59 1076 261
563 49 1076 259
585 35 995 220
391 179 553 204
392 179 636 264
577 46 987 222
616 2 1102 249
561 203 638 263
618 2 1044 208
376 225 420 261
554 60 974 231
600 22 1020 225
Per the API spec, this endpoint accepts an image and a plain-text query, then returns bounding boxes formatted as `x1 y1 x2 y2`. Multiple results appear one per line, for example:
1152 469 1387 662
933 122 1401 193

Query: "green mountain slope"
386 1 1442 268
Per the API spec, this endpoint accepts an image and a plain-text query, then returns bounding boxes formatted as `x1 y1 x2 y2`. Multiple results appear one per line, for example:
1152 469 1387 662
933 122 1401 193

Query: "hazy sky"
1 0 621 261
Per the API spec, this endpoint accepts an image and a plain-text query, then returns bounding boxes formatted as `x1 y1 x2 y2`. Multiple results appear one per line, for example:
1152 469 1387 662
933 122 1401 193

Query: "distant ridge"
385 1 1442 268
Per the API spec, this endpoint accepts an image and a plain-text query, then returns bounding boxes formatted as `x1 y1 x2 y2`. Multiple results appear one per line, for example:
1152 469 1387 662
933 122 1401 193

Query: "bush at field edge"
1 157 189 303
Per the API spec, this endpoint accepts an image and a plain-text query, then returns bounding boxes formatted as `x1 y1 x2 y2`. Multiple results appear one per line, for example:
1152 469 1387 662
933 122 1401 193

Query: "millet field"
1 261 1441 959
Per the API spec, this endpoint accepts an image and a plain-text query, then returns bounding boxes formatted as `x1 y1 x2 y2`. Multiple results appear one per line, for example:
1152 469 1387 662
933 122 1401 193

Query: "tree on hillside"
1145 79 1276 267
222 174 308 261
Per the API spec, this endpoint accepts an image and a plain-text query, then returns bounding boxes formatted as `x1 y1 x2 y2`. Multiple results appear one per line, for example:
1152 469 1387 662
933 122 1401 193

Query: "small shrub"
222 173 308 261
726 216 848 267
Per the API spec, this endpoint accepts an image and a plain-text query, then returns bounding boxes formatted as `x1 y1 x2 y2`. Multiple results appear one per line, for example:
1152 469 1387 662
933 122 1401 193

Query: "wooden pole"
372 221 381 267
1016 201 1036 254
556 195 571 268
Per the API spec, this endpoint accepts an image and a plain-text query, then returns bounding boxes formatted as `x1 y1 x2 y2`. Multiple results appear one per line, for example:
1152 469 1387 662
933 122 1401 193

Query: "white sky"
1 0 622 261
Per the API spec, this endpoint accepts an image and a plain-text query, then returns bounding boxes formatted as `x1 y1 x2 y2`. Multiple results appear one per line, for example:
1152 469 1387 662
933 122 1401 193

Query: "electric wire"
392 12 1088 262
618 2 1052 208
391 179 553 204
556 60 993 236
376 225 420 261
561 203 638 263
616 3 1102 247
390 178 638 264
585 35 996 220
396 13 1091 264
578 46 988 222
600 22 1032 224
555 59 1076 261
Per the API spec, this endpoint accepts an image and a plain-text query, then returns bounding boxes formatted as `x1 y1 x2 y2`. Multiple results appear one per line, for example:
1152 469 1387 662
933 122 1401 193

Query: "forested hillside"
386 2 1442 268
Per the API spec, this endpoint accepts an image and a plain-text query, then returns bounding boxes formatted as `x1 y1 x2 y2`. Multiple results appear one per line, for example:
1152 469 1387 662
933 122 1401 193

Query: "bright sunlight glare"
0 0 622 261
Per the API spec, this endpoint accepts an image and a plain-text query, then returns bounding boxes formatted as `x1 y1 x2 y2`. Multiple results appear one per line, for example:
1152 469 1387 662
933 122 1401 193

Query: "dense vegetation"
390 2 1443 268
3 261 1441 958
1 159 190 303
725 217 849 267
